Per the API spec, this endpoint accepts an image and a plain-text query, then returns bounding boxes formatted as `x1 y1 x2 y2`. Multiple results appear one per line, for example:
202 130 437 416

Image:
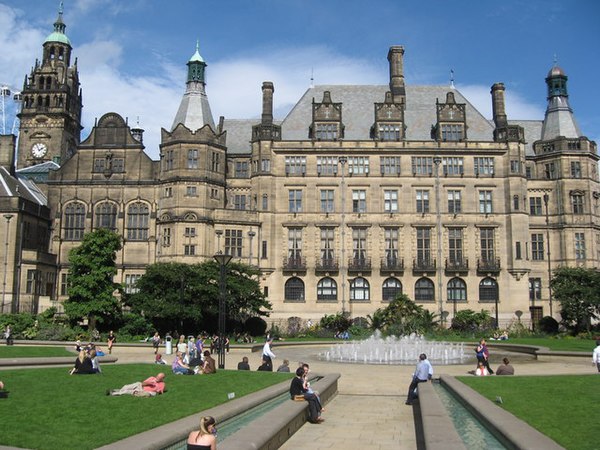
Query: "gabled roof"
0 166 48 206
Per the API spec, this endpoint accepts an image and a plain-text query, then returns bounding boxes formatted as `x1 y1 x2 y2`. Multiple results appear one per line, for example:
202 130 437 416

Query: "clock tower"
17 4 82 169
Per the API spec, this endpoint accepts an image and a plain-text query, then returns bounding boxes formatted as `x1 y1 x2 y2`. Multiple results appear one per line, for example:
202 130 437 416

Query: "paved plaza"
107 343 590 450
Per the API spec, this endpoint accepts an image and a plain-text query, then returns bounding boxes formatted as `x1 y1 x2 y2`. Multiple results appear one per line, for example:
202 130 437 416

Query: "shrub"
118 313 153 340
451 309 494 332
0 313 37 338
35 324 80 341
244 316 267 337
538 316 559 335
320 312 352 332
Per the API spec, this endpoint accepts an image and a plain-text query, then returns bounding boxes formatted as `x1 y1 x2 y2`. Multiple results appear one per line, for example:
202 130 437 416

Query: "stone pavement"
108 342 591 450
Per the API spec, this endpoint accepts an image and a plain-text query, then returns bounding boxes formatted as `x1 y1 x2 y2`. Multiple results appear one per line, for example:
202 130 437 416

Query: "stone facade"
2 7 599 329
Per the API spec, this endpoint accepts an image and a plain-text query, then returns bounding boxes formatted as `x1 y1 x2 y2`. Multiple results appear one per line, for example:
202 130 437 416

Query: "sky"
1 0 599 160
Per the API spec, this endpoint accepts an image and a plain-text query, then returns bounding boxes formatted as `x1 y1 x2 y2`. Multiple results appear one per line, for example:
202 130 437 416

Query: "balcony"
315 257 339 273
282 256 307 272
413 258 436 273
445 258 469 273
348 257 372 273
380 257 405 274
477 257 501 273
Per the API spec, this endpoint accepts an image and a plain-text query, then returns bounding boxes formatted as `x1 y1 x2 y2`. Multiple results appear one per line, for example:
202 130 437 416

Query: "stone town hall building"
1 8 598 328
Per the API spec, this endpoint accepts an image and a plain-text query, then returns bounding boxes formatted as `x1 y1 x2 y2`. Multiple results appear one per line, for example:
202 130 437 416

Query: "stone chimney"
387 46 406 103
261 82 274 125
0 134 17 175
491 83 508 128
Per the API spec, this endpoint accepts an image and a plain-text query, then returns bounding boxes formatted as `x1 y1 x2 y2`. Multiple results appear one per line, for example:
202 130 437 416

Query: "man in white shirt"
405 353 431 405
593 340 600 373
262 337 276 371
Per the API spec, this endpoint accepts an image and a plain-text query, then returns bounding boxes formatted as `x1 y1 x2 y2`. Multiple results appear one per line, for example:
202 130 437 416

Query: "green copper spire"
44 1 71 46
187 40 206 83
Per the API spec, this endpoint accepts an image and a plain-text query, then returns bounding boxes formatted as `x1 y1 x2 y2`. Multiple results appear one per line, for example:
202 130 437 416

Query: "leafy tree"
551 267 600 333
450 309 494 332
126 261 270 333
368 293 437 336
319 312 352 333
64 229 122 331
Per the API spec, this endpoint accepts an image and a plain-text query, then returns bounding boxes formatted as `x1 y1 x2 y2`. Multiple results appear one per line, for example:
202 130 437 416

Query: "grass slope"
0 364 291 450
458 375 600 450
0 346 74 358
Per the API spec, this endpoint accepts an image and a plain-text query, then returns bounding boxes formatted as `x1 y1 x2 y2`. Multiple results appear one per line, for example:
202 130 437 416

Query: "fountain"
319 330 469 365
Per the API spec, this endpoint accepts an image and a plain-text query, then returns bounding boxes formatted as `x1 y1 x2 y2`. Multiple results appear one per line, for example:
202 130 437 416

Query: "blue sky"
1 0 598 159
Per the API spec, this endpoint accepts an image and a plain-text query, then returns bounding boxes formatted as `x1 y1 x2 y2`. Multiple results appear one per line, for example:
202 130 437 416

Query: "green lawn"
0 364 291 450
458 375 600 450
0 346 74 358
430 335 595 352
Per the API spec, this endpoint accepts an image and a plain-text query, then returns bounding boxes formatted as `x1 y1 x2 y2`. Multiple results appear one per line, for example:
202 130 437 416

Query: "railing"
445 258 469 272
282 256 307 271
477 257 501 272
380 257 405 272
348 257 372 272
413 258 436 271
316 257 339 271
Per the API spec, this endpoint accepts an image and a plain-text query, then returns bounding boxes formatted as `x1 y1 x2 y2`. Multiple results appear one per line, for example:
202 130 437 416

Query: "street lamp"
2 214 13 313
338 156 347 316
543 193 553 317
248 229 256 266
213 251 232 369
433 156 444 323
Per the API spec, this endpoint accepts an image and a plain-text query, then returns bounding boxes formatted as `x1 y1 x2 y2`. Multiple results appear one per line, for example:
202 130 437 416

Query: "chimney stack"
387 46 406 102
491 83 508 128
261 81 274 125
0 134 17 175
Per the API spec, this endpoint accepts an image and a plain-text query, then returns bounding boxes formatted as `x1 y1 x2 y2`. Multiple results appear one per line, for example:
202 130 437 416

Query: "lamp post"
433 156 444 324
338 156 347 316
543 193 553 317
214 251 232 369
2 214 13 313
248 229 256 266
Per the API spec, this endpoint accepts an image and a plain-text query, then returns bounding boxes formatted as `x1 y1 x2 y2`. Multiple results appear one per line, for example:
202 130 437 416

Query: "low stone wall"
440 375 565 450
0 356 118 367
97 372 340 450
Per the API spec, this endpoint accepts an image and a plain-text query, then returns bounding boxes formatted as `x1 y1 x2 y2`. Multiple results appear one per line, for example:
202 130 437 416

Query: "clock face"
31 143 48 159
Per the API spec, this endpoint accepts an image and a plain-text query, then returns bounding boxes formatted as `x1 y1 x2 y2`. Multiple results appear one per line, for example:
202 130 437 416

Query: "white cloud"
457 84 544 121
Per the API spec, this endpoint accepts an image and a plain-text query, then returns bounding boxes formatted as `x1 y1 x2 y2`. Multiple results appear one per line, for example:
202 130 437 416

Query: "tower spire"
541 64 581 140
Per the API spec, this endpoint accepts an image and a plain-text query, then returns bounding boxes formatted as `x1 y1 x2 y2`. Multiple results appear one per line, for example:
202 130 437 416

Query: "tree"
450 309 494 332
64 229 122 331
551 267 600 334
368 293 437 336
126 261 270 333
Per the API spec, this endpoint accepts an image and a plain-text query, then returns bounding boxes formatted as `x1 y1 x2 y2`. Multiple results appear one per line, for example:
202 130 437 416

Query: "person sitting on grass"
69 350 95 375
475 361 490 376
257 357 271 371
237 356 250 370
277 359 291 372
108 373 166 397
496 357 515 375
200 350 216 374
172 351 194 375
155 353 166 365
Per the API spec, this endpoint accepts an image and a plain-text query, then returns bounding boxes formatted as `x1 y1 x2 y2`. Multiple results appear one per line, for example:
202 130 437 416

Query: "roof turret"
541 63 581 140
44 2 71 46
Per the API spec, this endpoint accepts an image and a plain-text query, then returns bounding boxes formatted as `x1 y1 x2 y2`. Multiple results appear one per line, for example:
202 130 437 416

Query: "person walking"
4 325 13 346
475 339 493 374
107 330 116 354
405 353 431 405
593 340 600 373
262 337 276 371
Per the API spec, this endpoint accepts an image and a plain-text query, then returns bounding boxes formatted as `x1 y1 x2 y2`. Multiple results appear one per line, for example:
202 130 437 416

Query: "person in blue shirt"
405 353 431 405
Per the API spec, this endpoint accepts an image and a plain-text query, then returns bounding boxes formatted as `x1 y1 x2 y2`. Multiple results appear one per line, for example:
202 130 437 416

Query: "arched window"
447 277 467 302
95 202 117 230
415 278 434 302
382 277 402 302
64 202 86 240
284 277 305 302
317 277 337 302
126 202 149 241
350 277 370 302
479 277 498 303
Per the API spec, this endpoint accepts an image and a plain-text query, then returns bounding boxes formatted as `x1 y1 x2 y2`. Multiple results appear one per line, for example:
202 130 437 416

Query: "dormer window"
372 91 405 141
440 124 464 141
378 123 401 141
315 123 339 140
310 91 344 140
433 92 467 142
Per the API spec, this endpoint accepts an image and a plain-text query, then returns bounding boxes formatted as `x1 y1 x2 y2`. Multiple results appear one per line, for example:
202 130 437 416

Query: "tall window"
185 185 197 197
415 278 434 301
416 190 430 213
320 189 335 213
125 274 142 294
234 161 249 178
288 228 302 261
572 193 584 214
412 157 433 175
262 194 268 211
187 149 198 169
26 269 37 294
575 232 586 260
442 157 464 175
384 190 398 213
162 227 171 247
60 273 68 296
95 202 117 230
211 151 220 172
317 156 338 175
448 190 462 214
479 277 498 302
416 227 431 264
288 189 303 213
447 278 467 302
529 197 542 216
320 228 335 263
448 228 463 263
480 228 495 261
531 233 544 260
382 278 402 302
234 195 247 210
441 124 464 141
352 228 367 261
529 278 542 301
544 162 556 179
384 228 399 265
261 158 271 172
349 157 370 175
64 202 85 240
378 124 401 141
225 229 243 257
164 150 174 171
317 277 337 302
126 202 149 241
479 190 493 214
474 157 494 176
510 160 521 174
350 277 370 301
315 123 338 140
184 245 196 256
380 156 401 175
285 277 305 301
570 161 582 178
352 190 367 213
285 156 306 175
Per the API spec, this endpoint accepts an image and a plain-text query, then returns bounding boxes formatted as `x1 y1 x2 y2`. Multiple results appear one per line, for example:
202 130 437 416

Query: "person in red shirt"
108 373 166 397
